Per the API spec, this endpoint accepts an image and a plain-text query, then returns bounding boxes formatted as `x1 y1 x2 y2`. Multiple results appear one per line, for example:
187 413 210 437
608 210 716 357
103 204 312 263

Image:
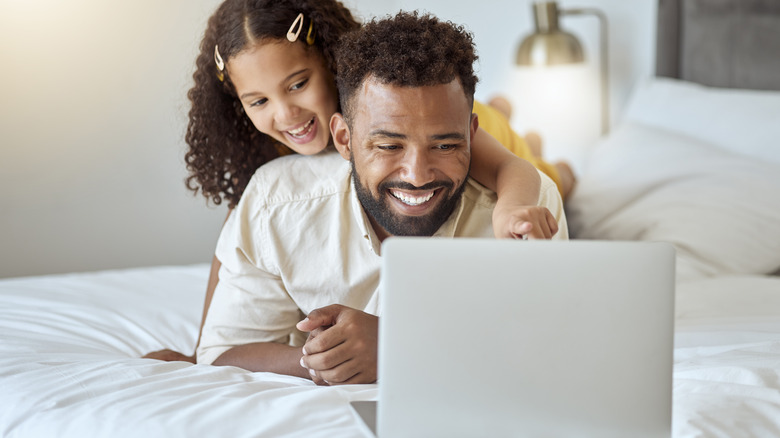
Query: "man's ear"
330 112 352 161
469 112 479 145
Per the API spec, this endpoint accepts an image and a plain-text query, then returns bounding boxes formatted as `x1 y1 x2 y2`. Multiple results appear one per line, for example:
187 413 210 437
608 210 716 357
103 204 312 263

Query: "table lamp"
516 1 609 135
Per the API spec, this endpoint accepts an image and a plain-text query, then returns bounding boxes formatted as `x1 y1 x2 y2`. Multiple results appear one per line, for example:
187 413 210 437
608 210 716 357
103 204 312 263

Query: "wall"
0 0 656 278
0 0 226 277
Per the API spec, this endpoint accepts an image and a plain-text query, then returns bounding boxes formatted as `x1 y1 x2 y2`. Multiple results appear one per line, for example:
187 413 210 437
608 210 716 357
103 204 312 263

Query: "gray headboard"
656 0 780 91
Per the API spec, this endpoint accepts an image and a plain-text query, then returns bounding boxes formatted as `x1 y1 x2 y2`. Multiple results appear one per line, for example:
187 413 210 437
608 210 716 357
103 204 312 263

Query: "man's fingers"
302 324 347 355
302 339 353 371
318 359 361 385
301 342 358 385
307 327 326 340
308 357 375 385
298 306 378 385
307 368 328 386
296 304 345 332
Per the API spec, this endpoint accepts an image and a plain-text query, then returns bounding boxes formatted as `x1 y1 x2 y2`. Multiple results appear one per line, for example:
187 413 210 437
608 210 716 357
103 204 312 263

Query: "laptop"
353 238 675 438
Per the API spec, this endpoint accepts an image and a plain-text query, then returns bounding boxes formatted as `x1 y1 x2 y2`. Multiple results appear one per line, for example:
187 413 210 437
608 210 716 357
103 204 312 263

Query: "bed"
2 1 780 437
565 76 780 436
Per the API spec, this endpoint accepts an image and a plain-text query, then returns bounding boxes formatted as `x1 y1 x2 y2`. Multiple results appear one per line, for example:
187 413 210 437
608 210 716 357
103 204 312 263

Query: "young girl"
145 0 570 363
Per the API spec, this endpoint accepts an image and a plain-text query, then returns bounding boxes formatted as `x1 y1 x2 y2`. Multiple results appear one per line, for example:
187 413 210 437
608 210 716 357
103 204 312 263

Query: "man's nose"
400 148 436 187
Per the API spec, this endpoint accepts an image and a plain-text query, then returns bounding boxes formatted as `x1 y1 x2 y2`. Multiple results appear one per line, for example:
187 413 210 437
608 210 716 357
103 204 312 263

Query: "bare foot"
143 349 196 363
524 131 543 158
487 95 513 120
554 161 576 199
520 131 575 198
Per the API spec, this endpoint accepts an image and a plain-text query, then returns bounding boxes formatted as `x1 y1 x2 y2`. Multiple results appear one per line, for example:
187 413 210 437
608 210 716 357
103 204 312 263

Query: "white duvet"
1 264 779 437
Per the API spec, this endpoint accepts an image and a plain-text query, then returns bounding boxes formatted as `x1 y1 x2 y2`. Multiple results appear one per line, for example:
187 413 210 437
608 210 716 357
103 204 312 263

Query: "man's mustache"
379 180 454 192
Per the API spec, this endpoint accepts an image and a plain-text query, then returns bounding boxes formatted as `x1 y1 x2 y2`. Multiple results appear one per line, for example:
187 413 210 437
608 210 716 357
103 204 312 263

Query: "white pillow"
567 122 780 282
623 77 780 165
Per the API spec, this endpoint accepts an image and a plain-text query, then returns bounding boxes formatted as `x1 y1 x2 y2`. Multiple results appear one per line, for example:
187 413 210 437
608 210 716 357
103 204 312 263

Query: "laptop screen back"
377 238 674 438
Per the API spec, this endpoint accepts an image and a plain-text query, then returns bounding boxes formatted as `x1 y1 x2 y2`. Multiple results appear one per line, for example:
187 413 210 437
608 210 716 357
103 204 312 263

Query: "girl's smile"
228 40 338 155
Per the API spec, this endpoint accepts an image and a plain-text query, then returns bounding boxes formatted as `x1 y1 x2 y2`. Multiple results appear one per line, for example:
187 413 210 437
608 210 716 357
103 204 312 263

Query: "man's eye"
436 144 457 150
377 144 400 151
291 79 309 91
250 98 268 107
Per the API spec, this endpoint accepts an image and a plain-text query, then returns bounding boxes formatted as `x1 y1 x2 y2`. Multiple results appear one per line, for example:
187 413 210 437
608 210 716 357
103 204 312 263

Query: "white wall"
0 0 656 278
0 0 226 277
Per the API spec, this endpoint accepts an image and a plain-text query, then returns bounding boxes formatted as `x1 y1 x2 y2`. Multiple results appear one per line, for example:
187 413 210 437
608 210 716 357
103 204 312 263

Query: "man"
197 12 568 385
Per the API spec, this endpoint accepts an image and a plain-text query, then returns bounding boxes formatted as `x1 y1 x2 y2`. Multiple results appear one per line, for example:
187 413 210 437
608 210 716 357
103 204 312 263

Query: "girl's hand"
492 203 558 239
142 349 196 364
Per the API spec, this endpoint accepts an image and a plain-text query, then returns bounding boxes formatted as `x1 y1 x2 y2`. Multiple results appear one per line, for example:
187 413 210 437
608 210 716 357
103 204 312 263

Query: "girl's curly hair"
185 0 359 208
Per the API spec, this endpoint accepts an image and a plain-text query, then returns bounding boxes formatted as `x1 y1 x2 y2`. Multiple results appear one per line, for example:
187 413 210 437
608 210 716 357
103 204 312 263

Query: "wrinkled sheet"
674 276 780 437
0 265 376 438
1 265 778 437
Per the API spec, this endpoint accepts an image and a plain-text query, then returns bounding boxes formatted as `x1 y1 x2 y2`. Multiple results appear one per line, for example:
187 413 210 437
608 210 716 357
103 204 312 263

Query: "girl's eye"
250 97 268 107
291 79 309 91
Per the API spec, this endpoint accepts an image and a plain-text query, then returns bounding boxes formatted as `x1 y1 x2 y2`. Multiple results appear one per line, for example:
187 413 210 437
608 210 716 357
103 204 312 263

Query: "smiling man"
197 12 567 384
336 77 473 240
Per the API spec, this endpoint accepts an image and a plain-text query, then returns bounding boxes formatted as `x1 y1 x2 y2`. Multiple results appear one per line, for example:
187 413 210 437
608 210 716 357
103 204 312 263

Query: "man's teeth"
287 118 314 137
391 190 435 206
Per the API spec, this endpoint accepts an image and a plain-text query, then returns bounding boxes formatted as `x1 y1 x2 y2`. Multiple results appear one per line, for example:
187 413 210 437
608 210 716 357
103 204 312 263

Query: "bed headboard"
656 0 780 91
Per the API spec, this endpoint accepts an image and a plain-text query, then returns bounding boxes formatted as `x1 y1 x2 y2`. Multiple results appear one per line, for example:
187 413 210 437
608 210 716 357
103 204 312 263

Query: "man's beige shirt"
197 151 568 364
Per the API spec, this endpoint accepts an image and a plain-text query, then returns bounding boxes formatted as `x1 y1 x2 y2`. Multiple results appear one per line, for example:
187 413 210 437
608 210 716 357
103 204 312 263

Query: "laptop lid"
377 238 674 438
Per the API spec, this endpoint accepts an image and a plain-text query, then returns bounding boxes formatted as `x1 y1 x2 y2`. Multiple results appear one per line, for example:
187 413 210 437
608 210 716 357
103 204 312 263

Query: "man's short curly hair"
335 11 478 123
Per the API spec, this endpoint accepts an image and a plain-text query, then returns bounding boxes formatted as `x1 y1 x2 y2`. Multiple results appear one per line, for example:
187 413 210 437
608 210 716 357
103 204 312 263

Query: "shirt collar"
431 192 467 238
349 176 383 255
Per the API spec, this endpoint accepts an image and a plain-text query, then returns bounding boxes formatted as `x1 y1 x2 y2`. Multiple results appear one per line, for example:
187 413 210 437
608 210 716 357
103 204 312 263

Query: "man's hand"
296 304 378 385
492 204 558 239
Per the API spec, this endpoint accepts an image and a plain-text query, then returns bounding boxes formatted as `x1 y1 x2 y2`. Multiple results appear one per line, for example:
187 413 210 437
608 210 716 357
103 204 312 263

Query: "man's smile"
389 189 436 206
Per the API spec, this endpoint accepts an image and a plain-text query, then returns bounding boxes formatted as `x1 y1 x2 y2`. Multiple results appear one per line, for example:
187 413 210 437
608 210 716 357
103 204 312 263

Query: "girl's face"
227 40 338 155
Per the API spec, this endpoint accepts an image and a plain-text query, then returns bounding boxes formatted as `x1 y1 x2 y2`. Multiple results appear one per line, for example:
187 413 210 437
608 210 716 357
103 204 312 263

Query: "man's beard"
351 157 467 237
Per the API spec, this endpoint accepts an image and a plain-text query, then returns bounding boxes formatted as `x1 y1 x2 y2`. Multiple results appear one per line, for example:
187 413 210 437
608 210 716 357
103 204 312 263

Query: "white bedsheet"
0 265 376 438
1 265 779 437
674 276 780 437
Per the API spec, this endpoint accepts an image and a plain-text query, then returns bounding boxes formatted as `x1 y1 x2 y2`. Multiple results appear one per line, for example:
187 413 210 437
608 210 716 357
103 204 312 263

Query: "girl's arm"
470 126 558 239
142 210 231 363
193 253 222 354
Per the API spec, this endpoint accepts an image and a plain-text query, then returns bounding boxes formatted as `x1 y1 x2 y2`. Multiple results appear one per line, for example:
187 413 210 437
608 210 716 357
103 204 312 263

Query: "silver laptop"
354 238 674 438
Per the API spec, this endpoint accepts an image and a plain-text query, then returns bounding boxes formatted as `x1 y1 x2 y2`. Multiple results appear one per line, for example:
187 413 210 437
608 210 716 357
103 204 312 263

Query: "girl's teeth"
288 118 314 136
391 190 434 206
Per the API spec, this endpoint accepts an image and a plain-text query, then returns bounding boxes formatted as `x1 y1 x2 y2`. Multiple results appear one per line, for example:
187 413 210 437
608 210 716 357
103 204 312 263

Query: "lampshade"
516 31 584 65
515 2 585 66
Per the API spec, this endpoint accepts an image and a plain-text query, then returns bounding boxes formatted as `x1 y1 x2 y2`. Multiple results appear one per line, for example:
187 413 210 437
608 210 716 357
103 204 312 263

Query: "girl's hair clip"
287 13 315 45
214 45 225 71
287 13 304 42
306 19 315 45
214 44 225 82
